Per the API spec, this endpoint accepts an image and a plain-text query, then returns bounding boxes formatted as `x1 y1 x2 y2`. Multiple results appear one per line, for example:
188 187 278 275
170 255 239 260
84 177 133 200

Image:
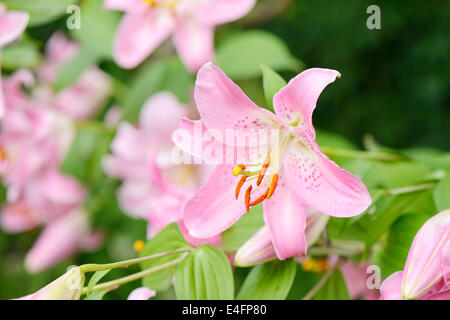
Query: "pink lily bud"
127 287 156 300
234 225 276 267
234 211 329 267
402 209 450 299
15 266 85 300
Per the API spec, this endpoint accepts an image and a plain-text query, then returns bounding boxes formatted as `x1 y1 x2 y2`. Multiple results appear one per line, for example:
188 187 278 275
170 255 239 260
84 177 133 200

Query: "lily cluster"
0 9 110 273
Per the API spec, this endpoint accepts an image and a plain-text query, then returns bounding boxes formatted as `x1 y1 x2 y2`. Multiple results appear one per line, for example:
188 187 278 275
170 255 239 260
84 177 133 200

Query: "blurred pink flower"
173 63 371 260
341 261 379 300
25 209 103 273
380 209 450 300
34 32 112 120
127 287 156 300
0 67 103 272
0 4 29 118
104 0 256 71
103 91 220 246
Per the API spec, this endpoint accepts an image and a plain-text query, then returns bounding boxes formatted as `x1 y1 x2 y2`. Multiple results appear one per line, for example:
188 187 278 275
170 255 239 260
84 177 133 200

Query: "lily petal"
442 239 450 288
127 287 156 300
196 0 256 26
380 271 403 300
263 177 307 259
183 164 247 238
0 201 40 233
273 68 341 138
139 92 188 147
0 11 29 47
174 22 214 72
402 209 450 299
113 11 174 68
283 138 371 217
25 210 89 273
178 220 222 248
104 0 147 12
194 63 282 145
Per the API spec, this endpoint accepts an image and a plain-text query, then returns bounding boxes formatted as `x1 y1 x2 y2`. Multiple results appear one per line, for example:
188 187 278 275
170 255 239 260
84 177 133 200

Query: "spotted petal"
283 138 371 217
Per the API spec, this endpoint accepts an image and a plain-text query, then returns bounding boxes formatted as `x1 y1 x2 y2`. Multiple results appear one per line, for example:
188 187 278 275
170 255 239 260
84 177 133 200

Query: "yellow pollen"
143 0 156 6
0 148 6 160
301 258 330 273
232 164 245 176
133 240 146 252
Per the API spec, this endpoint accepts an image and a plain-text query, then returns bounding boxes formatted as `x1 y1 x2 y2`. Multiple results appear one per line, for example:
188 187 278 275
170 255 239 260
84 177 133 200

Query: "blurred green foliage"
260 0 450 149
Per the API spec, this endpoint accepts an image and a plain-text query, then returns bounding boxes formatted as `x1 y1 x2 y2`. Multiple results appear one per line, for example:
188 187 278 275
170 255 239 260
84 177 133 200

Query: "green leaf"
121 58 193 122
312 269 350 300
3 0 77 26
286 265 321 300
140 223 191 292
403 148 450 171
364 190 429 253
1 42 41 70
55 48 100 91
85 287 116 300
71 0 121 58
261 64 286 109
362 162 430 189
174 245 234 300
86 270 110 297
433 173 450 212
61 126 114 184
372 213 430 279
221 204 264 250
236 260 296 300
216 30 301 79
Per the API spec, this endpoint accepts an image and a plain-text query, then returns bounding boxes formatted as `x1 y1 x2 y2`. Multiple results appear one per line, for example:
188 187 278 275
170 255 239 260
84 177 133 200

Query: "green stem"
302 259 342 300
321 146 405 162
386 182 436 196
82 253 188 295
74 120 115 135
80 247 193 273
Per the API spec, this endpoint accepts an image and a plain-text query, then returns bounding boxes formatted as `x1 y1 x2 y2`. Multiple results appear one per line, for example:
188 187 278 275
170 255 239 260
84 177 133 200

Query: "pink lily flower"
0 4 29 118
104 0 256 71
234 209 329 266
172 63 371 259
14 266 85 300
103 92 220 246
380 209 450 300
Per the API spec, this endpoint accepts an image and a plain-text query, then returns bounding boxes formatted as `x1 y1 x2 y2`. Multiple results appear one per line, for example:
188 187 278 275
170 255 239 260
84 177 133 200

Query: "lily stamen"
235 176 247 200
245 185 252 212
249 189 269 206
266 174 279 200
256 155 271 186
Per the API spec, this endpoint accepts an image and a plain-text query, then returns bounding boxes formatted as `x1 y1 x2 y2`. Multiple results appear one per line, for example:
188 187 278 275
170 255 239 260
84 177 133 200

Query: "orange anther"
245 185 252 212
266 174 279 199
249 189 268 206
235 175 248 200
256 156 270 186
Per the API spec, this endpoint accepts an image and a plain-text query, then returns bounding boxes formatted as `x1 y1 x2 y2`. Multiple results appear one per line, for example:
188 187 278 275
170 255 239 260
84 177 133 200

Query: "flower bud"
234 210 330 266
15 266 85 300
402 209 450 299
